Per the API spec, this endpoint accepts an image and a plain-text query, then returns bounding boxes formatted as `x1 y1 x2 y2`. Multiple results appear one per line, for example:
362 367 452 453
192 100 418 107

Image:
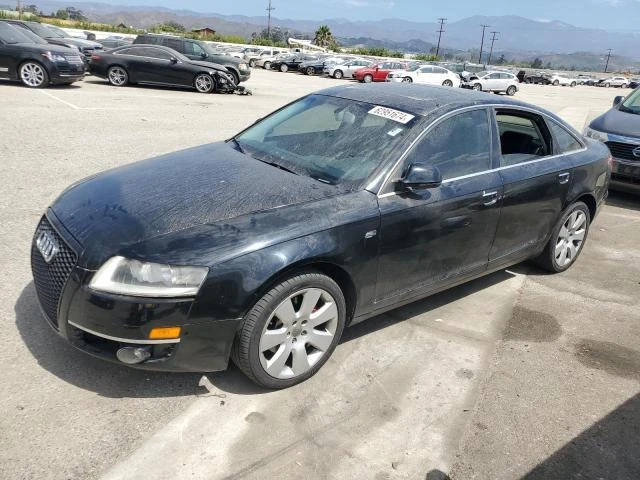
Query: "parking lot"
1 69 639 480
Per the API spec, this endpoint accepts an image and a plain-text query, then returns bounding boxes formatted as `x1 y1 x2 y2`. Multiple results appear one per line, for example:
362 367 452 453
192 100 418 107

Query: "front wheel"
472 83 482 91
263 61 271 70
621 84 628 89
402 76 413 83
363 74 373 83
506 85 517 96
232 271 346 389
604 82 610 88
280 64 288 72
442 79 453 87
19 61 48 88
107 66 128 86
533 201 590 273
333 69 344 79
194 73 214 93
306 66 315 75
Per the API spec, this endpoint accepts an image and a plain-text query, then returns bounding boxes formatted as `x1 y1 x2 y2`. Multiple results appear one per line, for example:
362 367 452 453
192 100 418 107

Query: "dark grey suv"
133 34 250 84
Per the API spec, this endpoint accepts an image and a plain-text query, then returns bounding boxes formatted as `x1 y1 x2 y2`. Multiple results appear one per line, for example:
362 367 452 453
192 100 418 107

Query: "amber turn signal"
149 326 181 340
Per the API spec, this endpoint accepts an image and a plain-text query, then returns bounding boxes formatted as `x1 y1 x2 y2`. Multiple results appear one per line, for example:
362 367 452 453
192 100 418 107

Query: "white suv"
386 64 460 87
598 76 628 88
465 71 519 95
549 73 578 87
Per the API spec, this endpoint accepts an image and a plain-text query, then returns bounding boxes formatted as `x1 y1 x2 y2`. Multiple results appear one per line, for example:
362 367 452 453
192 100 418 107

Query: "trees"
314 24 339 50
531 57 543 69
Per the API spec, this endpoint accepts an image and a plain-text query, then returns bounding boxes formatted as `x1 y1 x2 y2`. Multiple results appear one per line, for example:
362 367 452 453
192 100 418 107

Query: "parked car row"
0 22 250 93
517 69 636 88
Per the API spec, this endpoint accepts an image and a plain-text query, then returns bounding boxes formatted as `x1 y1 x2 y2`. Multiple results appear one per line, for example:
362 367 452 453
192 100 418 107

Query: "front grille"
605 141 640 162
30 217 77 326
65 54 84 65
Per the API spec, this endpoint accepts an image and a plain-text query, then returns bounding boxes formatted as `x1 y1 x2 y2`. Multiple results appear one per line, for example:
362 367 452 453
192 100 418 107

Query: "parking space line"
38 90 81 110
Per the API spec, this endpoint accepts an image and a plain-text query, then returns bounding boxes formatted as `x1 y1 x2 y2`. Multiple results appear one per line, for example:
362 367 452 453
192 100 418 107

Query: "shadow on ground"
606 190 640 212
521 393 640 479
16 268 516 398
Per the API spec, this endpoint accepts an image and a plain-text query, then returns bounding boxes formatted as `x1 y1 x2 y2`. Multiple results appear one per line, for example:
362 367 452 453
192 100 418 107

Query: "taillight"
91 54 101 61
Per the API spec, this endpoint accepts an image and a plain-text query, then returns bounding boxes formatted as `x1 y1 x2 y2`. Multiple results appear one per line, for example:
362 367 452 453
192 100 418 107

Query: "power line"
435 18 446 58
266 0 275 39
604 48 612 73
478 24 490 64
487 31 499 65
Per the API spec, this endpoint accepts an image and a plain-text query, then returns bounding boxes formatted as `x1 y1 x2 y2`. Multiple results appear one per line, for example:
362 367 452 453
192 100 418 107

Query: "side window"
405 109 491 181
115 47 145 56
184 41 204 56
419 67 433 74
489 73 501 79
500 73 512 79
433 67 447 74
140 47 173 60
166 39 183 53
548 121 582 154
496 111 551 166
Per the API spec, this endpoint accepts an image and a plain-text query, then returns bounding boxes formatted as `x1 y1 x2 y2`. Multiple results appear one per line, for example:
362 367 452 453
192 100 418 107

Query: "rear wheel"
363 74 373 83
604 82 610 88
232 271 346 389
306 66 315 75
442 79 453 87
280 64 288 72
263 61 271 70
249 59 256 68
194 73 214 93
506 85 517 96
621 83 628 89
107 66 128 86
20 61 48 88
402 76 413 83
570 81 577 87
333 69 344 79
534 201 590 273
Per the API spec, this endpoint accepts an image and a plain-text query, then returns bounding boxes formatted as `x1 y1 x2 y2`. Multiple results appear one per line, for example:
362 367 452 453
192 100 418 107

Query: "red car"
353 61 411 83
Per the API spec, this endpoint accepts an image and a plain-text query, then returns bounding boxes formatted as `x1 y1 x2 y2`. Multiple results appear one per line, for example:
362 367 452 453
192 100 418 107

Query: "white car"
597 76 629 88
465 71 520 95
386 64 461 87
324 59 374 79
549 73 578 87
255 52 290 70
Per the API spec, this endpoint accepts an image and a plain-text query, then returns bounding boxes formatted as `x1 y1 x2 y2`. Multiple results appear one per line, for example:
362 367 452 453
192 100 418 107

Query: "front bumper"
610 157 640 193
48 62 85 84
31 214 240 372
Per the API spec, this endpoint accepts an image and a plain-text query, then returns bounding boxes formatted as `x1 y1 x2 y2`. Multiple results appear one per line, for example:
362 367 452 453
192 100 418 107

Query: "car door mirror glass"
400 163 442 190
613 96 624 106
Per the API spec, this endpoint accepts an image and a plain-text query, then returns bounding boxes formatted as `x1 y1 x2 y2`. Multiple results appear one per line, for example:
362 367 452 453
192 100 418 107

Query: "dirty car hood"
50 142 340 268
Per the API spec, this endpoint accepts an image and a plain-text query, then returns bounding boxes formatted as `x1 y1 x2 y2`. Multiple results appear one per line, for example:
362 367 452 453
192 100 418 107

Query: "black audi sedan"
89 44 236 93
0 21 84 88
31 84 610 388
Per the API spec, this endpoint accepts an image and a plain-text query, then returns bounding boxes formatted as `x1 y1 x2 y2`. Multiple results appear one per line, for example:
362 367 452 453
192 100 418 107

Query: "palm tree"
314 25 334 48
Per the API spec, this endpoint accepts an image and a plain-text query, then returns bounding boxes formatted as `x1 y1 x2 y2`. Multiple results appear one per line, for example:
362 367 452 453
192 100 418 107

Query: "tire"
442 79 453 87
263 61 271 70
19 61 48 88
232 271 347 389
472 83 482 91
402 76 413 83
194 73 214 93
363 74 373 83
570 81 577 87
533 201 591 273
506 85 517 96
621 84 628 89
553 80 560 86
604 82 610 88
228 70 240 86
249 59 256 68
306 66 315 75
107 65 128 86
333 70 344 79
280 64 288 72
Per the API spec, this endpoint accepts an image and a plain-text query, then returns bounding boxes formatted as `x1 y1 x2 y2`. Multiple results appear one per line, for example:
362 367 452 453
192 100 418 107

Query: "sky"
70 0 640 31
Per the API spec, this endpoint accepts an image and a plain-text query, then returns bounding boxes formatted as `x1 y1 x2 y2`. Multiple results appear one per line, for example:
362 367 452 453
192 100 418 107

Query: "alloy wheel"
108 67 127 86
20 62 45 87
194 74 213 93
554 210 587 268
258 288 339 379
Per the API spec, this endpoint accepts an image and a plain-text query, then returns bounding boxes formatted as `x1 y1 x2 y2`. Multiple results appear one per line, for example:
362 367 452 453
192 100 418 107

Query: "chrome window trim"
69 321 181 344
375 103 587 198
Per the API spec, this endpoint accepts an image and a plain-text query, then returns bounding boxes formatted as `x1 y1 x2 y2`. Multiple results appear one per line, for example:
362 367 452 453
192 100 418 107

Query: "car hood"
50 37 100 48
50 142 341 269
15 42 77 54
186 60 228 72
590 106 640 138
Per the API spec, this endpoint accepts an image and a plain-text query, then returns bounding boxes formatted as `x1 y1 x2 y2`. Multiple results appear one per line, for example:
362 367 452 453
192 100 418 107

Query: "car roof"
317 83 532 117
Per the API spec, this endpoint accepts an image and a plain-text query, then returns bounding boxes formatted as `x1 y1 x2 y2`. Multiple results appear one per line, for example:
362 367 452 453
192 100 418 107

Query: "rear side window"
496 111 551 166
548 121 582 154
115 47 146 56
405 109 491 180
165 38 183 52
184 41 205 56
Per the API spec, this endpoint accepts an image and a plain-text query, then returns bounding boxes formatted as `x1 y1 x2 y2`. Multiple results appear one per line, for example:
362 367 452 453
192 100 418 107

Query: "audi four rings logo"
36 230 59 263
633 146 640 158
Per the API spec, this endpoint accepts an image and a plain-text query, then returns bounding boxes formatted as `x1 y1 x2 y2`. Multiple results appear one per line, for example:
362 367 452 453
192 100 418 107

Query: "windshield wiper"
256 159 299 175
228 137 244 153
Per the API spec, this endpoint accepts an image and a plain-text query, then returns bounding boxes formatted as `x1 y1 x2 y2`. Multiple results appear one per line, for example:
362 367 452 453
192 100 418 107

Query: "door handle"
482 190 499 207
558 172 571 185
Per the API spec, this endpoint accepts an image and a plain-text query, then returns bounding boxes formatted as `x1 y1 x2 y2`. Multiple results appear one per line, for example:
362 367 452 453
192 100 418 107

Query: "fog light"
116 346 151 364
149 326 181 340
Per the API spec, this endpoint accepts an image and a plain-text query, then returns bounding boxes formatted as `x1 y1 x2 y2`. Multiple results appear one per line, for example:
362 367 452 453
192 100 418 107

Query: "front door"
489 109 573 265
376 108 503 302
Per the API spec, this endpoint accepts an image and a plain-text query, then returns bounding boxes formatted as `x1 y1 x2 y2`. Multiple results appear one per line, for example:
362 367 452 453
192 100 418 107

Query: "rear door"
489 108 574 265
414 66 434 84
376 107 503 301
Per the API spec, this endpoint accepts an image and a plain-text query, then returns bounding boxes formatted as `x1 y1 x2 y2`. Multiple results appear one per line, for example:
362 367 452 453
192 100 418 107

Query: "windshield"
0 22 44 44
26 22 63 38
620 89 640 115
234 94 418 188
44 25 68 37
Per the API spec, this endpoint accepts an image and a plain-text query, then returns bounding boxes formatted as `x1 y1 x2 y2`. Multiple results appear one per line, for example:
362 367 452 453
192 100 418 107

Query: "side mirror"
200 52 207 59
169 57 178 64
400 164 442 191
375 67 379 71
613 95 624 106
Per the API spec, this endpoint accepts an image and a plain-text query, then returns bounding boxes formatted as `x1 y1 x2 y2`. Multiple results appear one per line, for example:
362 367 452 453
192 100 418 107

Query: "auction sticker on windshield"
368 106 415 124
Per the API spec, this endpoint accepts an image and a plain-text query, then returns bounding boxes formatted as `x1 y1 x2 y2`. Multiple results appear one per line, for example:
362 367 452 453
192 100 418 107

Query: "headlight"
43 51 67 62
238 63 248 70
584 127 608 142
89 256 208 297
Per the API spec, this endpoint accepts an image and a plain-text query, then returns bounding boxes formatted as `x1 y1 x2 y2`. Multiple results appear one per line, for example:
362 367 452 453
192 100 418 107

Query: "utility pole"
487 31 498 66
478 24 490 64
17 0 23 19
604 48 612 73
435 18 446 58
266 0 275 39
